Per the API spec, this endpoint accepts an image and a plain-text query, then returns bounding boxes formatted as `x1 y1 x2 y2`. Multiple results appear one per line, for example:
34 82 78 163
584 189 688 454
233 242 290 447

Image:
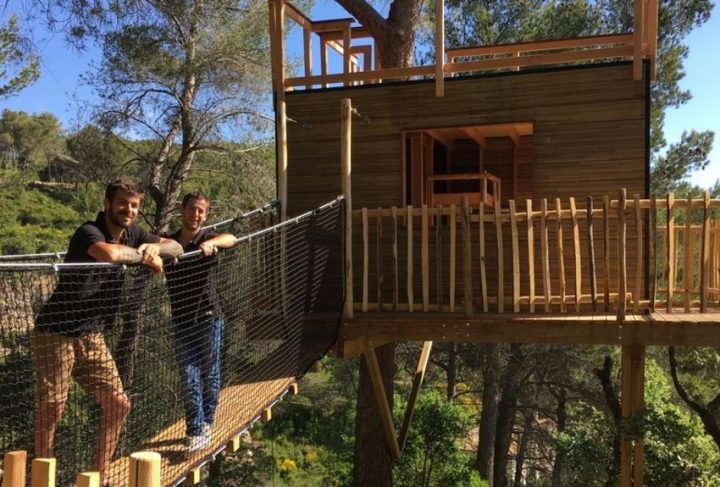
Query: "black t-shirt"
35 212 160 336
165 228 223 336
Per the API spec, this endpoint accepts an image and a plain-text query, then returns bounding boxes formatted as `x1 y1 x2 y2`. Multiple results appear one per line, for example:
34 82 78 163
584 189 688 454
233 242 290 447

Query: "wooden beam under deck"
338 312 720 357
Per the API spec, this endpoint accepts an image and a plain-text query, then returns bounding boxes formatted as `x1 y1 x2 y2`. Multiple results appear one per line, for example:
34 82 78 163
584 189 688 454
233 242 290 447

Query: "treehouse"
269 0 720 484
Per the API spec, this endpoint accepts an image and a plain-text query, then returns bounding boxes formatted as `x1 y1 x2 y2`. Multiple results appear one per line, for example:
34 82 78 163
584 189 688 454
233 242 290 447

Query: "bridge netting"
0 198 345 486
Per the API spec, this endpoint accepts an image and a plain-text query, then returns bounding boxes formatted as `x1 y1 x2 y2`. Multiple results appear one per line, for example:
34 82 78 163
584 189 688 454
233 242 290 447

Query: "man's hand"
199 241 217 257
144 254 164 273
138 243 161 257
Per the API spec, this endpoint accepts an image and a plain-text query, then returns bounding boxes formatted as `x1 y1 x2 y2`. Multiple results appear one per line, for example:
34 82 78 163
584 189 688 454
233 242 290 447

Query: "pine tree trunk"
551 389 567 486
354 343 396 486
447 342 458 400
477 343 500 484
494 344 524 487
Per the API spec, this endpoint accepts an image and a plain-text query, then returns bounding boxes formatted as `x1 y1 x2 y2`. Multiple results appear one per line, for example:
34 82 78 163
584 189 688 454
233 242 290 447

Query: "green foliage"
0 110 64 172
220 359 358 486
395 389 484 487
651 130 715 194
643 357 720 485
0 16 39 99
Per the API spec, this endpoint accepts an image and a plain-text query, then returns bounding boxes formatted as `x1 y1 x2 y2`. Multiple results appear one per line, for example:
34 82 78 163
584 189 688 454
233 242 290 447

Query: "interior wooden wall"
284 61 648 217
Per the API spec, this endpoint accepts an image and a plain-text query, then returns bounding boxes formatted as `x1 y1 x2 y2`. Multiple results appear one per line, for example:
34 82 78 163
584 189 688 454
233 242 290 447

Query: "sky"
2 0 719 189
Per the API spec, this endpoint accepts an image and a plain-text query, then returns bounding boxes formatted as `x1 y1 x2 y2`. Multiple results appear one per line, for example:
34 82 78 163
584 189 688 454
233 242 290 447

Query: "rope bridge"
0 198 345 486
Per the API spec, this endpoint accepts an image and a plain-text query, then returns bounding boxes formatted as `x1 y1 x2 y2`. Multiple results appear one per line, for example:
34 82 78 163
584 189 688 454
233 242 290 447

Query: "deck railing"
350 191 720 319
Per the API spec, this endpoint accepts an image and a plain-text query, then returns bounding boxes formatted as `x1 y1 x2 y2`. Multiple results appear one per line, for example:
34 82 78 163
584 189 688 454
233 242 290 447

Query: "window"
404 122 534 208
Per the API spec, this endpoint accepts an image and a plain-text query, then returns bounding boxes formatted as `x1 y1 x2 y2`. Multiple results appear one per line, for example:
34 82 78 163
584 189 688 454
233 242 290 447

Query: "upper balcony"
268 0 659 97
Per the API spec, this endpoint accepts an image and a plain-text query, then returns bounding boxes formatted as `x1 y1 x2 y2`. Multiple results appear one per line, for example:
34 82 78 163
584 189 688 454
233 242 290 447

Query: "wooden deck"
338 310 720 357
107 377 295 486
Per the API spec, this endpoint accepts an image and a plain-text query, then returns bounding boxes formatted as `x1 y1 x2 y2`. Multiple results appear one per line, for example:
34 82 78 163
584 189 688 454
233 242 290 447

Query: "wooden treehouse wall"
285 61 648 216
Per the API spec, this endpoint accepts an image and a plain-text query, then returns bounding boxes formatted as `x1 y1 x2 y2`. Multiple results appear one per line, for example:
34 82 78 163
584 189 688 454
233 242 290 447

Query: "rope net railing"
0 198 345 486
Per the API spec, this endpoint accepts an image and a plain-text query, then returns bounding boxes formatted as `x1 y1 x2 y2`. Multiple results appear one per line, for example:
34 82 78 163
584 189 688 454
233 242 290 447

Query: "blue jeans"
175 317 224 437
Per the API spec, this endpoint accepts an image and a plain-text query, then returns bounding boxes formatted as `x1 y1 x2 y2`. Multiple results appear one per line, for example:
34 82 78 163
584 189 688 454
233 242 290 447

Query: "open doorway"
404 122 534 208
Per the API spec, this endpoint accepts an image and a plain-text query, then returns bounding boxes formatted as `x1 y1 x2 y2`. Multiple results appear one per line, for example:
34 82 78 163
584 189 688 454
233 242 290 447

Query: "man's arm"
87 242 163 272
138 238 183 259
198 233 237 257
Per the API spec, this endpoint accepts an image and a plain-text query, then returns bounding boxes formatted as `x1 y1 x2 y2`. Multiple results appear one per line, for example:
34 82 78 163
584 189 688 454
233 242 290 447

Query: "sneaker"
187 433 210 453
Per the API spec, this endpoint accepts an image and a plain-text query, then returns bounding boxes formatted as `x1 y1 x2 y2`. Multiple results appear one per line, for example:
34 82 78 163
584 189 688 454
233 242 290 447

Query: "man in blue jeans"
165 192 236 453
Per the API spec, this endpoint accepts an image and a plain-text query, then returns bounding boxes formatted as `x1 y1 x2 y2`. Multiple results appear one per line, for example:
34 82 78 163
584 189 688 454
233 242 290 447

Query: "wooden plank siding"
285 62 647 216
284 62 648 311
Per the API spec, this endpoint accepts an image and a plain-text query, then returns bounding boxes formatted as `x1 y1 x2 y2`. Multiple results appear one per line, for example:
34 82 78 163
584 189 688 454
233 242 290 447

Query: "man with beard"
31 178 182 485
165 192 236 454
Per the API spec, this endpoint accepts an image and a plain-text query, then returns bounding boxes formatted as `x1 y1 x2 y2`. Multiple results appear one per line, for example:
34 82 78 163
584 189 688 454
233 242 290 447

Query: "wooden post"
649 196 657 311
129 451 161 487
377 207 384 310
392 206 399 311
290 382 299 395
76 472 100 487
422 204 430 311
436 204 443 310
362 207 369 312
407 205 414 312
634 194 642 313
509 200 520 312
461 197 473 316
303 27 313 89
2 451 27 487
541 198 551 312
185 469 201 486
620 346 632 487
632 345 646 487
364 345 401 459
435 0 445 97
684 194 694 311
570 197 582 313
701 191 710 311
262 407 273 422
341 98 353 319
30 458 55 487
632 0 645 80
556 198 566 313
618 189 627 321
667 193 675 312
450 204 457 312
603 195 611 312
587 197 598 312
479 202 488 312
526 200 536 313
495 200 504 313
399 341 434 452
277 101 288 221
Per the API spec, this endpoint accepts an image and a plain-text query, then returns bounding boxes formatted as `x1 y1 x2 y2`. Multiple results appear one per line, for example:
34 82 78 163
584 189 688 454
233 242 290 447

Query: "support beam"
632 0 645 80
399 341 434 451
76 473 101 487
364 344 401 459
620 345 645 486
341 98 354 319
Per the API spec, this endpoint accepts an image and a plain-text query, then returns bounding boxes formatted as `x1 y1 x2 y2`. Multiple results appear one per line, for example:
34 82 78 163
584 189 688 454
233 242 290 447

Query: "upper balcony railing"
349 191 720 319
269 0 659 96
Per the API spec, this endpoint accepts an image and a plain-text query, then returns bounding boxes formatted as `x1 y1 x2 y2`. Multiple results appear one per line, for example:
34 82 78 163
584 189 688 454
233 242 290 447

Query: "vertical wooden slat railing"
684 194 693 312
618 189 627 321
350 192 720 315
527 199 536 313
556 198 567 312
570 197 582 313
541 199 552 312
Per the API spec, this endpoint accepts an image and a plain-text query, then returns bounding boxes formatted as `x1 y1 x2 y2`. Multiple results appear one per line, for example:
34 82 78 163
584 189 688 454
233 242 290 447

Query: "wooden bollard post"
129 451 161 487
261 407 273 422
76 472 100 487
30 458 55 487
289 383 299 395
2 451 27 487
